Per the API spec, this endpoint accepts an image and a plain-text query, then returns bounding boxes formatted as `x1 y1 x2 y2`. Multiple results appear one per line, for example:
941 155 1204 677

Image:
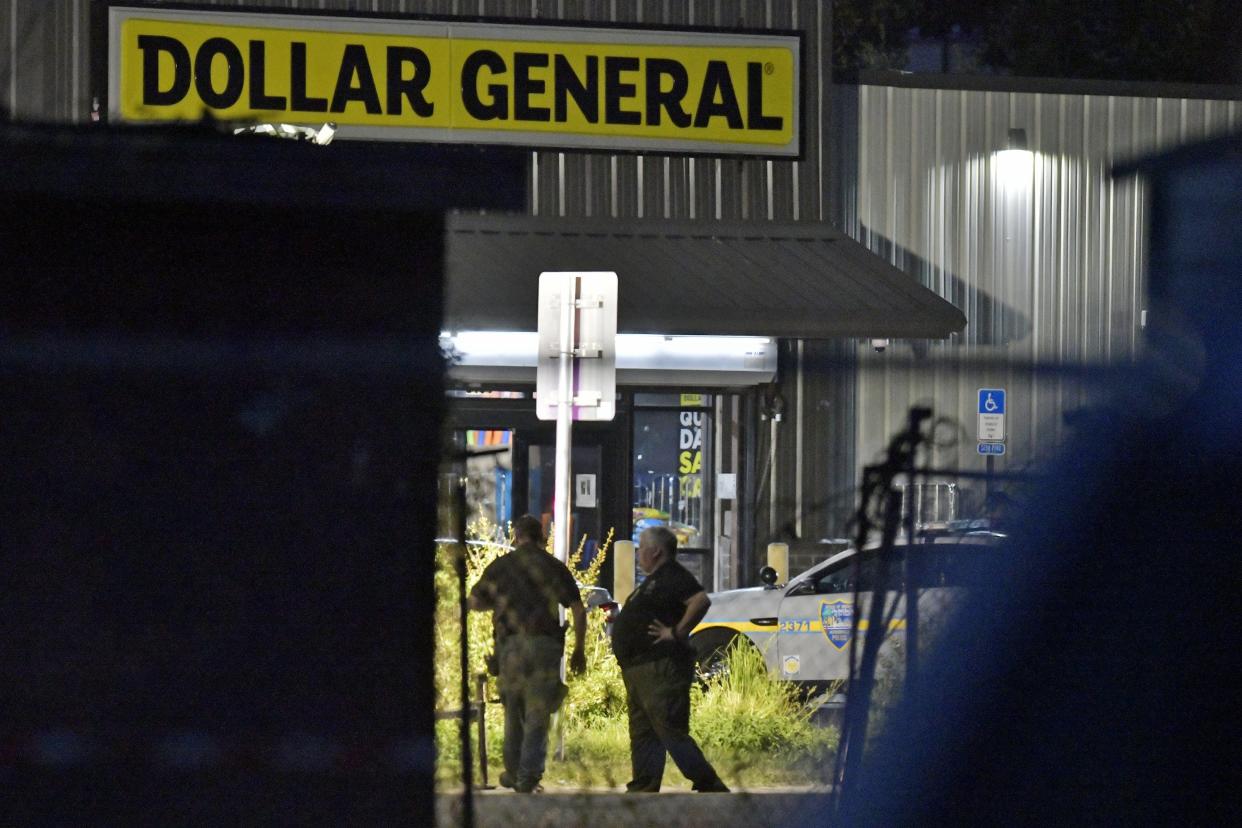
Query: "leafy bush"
434 520 837 789
691 640 838 781
433 518 619 778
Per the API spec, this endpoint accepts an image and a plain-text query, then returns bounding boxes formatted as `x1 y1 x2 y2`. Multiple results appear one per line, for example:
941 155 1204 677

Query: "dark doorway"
446 393 631 591
515 436 604 565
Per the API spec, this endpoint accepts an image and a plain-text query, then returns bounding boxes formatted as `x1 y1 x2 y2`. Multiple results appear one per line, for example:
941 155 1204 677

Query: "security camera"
871 338 890 353
314 122 337 146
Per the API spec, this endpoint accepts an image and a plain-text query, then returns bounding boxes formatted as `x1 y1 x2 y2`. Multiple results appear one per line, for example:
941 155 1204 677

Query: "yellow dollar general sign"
105 6 801 157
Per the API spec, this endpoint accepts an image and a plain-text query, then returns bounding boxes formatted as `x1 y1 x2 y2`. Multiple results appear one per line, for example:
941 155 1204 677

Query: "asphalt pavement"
436 786 834 827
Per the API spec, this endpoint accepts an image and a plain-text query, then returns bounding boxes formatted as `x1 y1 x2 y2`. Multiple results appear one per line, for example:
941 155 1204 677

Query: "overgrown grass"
434 522 837 790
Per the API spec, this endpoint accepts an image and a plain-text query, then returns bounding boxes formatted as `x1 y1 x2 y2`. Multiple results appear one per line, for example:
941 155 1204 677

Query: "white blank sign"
575 474 597 508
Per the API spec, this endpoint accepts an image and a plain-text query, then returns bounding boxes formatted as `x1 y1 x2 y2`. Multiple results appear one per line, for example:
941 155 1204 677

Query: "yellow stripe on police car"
112 12 799 155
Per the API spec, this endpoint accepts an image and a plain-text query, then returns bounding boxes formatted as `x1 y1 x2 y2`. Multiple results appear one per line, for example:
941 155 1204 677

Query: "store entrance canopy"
445 213 966 339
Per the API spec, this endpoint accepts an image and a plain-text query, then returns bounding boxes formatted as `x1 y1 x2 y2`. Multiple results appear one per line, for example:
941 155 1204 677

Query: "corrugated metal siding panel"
1 4 10 117
843 83 1242 495
3 0 86 122
521 0 829 223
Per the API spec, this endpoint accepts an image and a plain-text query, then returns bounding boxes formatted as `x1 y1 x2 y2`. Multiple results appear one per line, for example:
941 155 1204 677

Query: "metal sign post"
977 388 1007 500
553 284 577 567
536 271 617 761
537 271 618 555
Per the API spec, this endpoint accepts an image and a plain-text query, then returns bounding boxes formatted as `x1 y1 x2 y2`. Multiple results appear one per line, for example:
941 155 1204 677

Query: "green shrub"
690 640 838 782
434 518 622 781
434 521 837 789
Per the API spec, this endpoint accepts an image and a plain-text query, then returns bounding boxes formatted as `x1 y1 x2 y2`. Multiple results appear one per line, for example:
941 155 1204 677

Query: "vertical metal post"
902 409 932 693
553 276 576 566
838 484 904 797
795 340 804 538
476 673 490 789
739 391 759 587
454 476 474 828
553 275 576 762
768 417 778 536
613 540 636 604
904 444 920 693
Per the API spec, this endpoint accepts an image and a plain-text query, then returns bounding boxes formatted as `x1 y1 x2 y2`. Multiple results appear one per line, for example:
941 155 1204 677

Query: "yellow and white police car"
690 530 1006 686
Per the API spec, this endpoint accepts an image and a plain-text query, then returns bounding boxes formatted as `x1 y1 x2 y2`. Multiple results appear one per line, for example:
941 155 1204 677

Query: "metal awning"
445 213 966 339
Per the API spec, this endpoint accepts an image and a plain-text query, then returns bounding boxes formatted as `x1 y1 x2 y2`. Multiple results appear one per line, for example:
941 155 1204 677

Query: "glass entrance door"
524 442 604 565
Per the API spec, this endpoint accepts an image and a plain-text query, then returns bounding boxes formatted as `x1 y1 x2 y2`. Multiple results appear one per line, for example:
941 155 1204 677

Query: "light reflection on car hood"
702 585 784 621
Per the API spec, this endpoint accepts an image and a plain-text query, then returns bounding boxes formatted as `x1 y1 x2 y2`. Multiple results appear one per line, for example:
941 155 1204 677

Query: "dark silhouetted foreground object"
837 136 1242 824
0 123 523 822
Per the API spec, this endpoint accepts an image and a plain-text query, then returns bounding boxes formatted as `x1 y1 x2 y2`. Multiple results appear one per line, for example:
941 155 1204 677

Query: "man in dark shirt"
611 526 729 793
469 515 586 793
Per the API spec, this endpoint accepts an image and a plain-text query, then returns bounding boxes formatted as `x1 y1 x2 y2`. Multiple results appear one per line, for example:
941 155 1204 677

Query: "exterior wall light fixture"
996 127 1034 188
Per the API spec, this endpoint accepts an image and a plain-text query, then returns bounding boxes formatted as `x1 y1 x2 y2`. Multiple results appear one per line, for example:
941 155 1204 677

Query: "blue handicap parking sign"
979 388 1006 415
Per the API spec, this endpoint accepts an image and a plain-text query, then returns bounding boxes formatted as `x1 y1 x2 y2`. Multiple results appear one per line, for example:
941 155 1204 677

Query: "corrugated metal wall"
518 1 829 224
835 77 1242 512
2 0 89 122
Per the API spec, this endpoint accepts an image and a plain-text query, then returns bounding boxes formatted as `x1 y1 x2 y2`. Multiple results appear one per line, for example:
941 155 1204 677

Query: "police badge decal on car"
821 600 853 650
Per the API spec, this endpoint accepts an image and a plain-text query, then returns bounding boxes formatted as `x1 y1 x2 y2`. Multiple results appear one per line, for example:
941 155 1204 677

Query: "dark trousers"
497 634 564 787
621 656 723 792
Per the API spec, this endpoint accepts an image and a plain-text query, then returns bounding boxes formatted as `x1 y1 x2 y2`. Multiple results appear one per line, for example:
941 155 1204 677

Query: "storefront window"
635 393 714 408
437 430 513 544
632 401 711 550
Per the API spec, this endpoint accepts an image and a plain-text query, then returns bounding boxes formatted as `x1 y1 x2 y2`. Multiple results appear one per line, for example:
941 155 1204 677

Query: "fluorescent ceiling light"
615 334 772 359
441 330 777 386
446 331 538 358
441 331 771 363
